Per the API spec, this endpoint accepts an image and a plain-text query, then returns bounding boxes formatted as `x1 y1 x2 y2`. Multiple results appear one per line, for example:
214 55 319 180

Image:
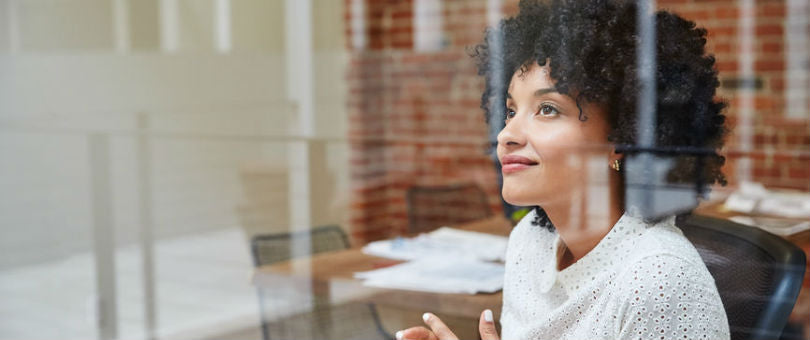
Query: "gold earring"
610 159 621 172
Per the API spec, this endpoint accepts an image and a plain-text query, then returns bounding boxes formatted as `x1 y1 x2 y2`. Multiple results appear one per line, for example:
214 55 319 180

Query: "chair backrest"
406 183 493 234
676 214 807 340
250 226 391 340
251 225 349 266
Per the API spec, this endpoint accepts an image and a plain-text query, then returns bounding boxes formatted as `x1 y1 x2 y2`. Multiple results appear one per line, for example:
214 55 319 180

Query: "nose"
497 117 525 150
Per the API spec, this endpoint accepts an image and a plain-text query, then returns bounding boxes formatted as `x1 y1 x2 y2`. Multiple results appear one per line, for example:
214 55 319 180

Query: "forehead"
507 63 554 96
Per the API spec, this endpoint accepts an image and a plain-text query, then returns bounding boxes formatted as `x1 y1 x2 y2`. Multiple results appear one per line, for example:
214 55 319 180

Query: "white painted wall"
0 0 348 269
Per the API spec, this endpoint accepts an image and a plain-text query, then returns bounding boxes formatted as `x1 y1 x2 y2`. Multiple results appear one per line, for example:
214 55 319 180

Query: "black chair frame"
677 214 806 340
250 225 350 267
406 183 493 234
250 225 392 340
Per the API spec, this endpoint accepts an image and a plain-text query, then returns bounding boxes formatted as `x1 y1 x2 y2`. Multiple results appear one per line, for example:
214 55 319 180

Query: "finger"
422 313 458 340
478 309 500 340
397 326 437 340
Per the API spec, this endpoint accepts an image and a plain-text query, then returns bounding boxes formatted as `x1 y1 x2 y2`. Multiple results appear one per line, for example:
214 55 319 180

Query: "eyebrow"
506 87 559 99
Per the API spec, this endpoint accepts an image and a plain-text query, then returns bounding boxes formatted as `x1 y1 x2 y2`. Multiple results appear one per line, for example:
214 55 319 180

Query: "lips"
500 155 539 174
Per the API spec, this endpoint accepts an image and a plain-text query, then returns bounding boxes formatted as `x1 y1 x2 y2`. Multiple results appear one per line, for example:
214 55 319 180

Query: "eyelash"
538 103 560 117
504 103 560 122
505 108 516 121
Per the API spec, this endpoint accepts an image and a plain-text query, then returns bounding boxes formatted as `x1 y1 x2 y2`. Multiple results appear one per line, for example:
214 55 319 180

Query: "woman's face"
497 62 613 207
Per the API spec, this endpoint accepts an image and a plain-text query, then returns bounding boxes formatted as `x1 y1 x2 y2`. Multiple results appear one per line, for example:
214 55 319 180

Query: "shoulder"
613 253 729 340
605 216 713 289
619 217 707 273
615 220 725 317
606 217 729 339
616 253 719 307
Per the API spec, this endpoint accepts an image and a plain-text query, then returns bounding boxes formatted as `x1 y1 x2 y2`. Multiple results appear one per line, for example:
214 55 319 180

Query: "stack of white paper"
723 182 810 236
361 227 509 262
729 216 810 236
354 257 505 294
725 181 810 218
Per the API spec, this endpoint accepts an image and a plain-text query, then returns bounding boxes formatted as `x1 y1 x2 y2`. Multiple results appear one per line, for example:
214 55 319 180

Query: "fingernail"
422 313 431 323
484 309 493 322
395 330 403 340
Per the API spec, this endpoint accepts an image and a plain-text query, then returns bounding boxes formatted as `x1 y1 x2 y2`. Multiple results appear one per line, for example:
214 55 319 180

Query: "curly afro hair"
472 0 728 228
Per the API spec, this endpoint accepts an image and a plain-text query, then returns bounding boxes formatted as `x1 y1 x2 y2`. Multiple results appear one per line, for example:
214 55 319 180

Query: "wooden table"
254 204 810 338
253 216 514 335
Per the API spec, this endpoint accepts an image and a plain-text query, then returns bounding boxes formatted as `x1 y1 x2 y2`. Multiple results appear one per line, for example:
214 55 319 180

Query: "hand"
396 310 500 340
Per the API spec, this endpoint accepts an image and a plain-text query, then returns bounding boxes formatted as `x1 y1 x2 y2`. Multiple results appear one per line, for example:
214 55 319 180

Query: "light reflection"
0 0 807 339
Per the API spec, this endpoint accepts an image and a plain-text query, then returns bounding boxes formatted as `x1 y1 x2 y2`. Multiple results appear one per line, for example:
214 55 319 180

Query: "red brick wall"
345 0 502 243
659 0 810 190
345 0 810 244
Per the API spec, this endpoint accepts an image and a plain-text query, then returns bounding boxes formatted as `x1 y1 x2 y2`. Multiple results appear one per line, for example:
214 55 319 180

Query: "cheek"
528 129 580 163
500 158 581 207
502 132 592 204
500 161 582 206
540 152 587 191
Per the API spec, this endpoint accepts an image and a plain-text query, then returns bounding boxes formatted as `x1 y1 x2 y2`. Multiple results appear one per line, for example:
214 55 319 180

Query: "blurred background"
0 0 808 339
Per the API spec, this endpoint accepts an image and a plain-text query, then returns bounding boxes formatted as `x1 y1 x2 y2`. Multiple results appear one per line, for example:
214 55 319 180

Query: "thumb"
478 309 500 340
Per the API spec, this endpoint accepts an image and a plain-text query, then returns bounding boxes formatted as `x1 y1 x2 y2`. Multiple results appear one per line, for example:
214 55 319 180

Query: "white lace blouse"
500 210 730 340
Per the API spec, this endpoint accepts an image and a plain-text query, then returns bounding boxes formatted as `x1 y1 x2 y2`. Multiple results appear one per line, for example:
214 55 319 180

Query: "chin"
501 189 535 207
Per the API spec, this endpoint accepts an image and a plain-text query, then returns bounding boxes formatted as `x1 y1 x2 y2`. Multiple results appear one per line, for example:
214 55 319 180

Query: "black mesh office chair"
406 183 493 234
252 225 350 266
251 226 392 340
676 214 807 340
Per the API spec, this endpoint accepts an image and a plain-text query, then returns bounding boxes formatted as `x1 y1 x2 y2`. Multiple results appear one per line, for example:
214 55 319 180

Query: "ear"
609 145 624 162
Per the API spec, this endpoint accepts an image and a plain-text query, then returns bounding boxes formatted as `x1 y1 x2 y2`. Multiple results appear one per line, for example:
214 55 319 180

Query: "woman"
397 0 730 339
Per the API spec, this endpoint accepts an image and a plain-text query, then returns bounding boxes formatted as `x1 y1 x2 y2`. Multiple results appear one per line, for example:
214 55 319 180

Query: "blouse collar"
542 212 674 296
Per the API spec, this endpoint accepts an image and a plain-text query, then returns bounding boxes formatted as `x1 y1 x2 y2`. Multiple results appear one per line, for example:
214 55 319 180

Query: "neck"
543 171 624 266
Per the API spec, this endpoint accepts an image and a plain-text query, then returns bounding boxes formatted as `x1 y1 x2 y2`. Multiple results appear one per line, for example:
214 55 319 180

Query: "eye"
537 103 560 117
505 108 516 121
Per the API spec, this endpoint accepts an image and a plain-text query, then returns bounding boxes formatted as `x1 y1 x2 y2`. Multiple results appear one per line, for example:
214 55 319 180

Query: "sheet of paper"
729 216 810 236
361 227 509 262
354 257 505 294
724 181 810 218
724 193 757 214
758 191 810 218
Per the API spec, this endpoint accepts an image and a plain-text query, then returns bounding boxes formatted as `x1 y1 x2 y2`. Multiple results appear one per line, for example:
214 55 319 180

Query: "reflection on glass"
0 0 808 339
